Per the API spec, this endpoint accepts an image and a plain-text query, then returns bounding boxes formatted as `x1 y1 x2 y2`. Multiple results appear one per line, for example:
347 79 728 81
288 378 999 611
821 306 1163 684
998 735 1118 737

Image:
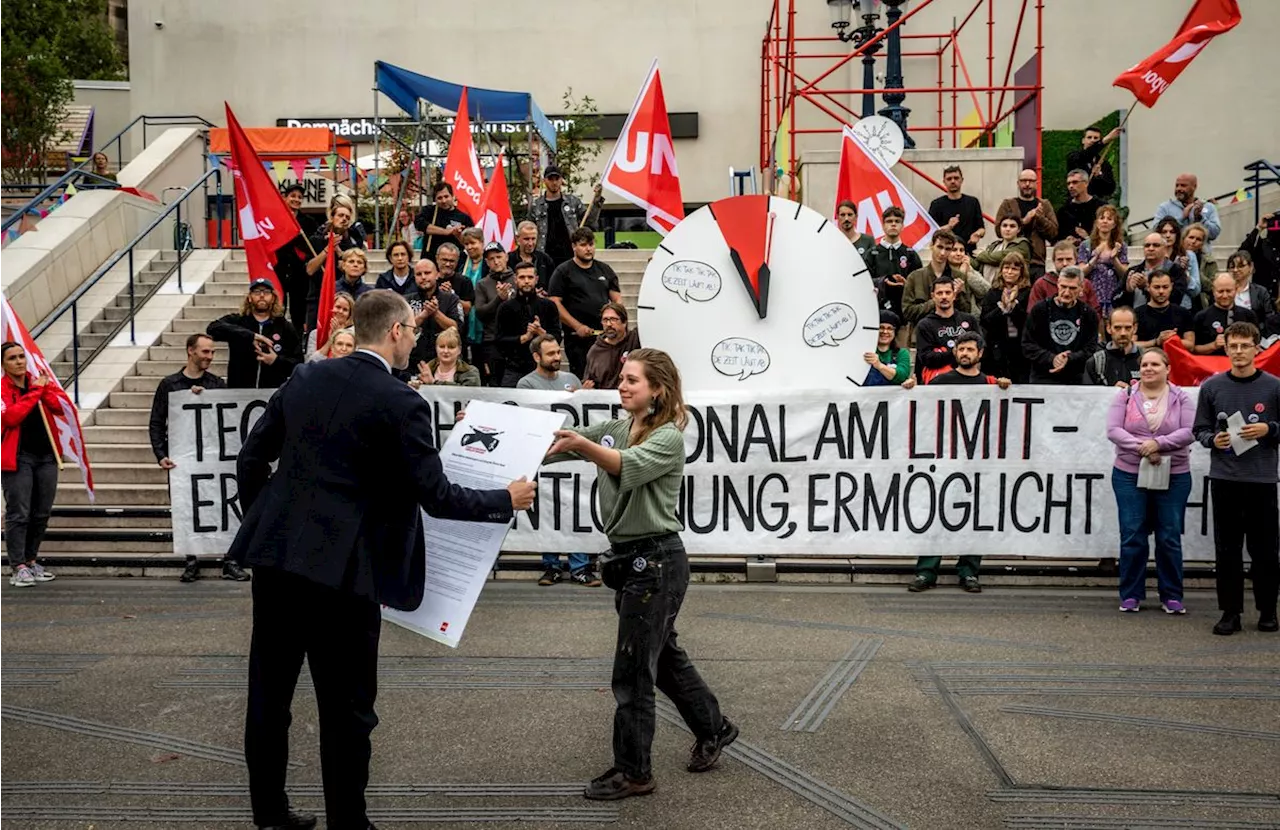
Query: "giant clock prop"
637 194 880 390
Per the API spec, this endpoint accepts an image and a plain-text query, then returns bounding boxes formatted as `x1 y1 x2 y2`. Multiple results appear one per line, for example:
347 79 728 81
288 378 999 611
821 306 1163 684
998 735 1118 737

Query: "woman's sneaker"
9 565 35 587
30 563 55 582
1161 599 1186 615
1119 598 1140 613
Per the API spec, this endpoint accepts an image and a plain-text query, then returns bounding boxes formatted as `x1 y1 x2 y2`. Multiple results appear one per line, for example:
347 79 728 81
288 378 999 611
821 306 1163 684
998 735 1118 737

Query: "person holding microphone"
542 348 737 801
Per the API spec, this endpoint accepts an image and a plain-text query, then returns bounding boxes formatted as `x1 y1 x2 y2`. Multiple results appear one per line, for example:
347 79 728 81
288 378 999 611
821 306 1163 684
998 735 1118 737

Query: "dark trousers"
282 273 309 334
609 534 723 780
472 342 505 387
1210 479 1280 615
564 333 593 379
2 452 59 567
245 567 381 829
1113 469 1192 603
916 555 981 581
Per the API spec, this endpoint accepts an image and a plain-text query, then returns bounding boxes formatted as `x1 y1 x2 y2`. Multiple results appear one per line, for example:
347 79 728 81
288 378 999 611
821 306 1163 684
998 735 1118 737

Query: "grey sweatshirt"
1192 370 1280 484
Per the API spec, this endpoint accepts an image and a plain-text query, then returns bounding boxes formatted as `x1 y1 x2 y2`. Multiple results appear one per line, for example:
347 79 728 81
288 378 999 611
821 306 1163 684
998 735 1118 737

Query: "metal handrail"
2 114 216 236
32 167 224 404
1 171 125 235
1127 158 1278 233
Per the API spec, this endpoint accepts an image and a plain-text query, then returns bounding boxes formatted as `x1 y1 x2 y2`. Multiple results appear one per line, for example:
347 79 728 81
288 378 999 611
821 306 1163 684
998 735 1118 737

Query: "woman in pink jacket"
1106 347 1196 614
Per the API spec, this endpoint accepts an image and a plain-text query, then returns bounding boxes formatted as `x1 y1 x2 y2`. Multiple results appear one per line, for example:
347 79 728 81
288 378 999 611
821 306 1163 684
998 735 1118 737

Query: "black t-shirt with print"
1192 305 1258 354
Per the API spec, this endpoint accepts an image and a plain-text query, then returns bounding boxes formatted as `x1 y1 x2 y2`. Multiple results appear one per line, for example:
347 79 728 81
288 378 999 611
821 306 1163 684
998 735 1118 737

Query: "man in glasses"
996 169 1059 279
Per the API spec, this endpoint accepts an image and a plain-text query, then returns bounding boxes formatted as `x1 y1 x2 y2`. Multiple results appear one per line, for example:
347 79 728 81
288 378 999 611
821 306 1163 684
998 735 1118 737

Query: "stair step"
22 538 174 554
108 391 158 409
82 425 150 444
56 483 170 506
133 360 227 377
172 318 214 333
59 463 168 485
122 376 164 393
85 443 161 464
49 514 173 529
89 408 152 427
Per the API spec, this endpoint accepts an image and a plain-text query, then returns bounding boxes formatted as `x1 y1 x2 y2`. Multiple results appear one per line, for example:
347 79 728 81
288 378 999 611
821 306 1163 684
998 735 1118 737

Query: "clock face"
637 195 880 390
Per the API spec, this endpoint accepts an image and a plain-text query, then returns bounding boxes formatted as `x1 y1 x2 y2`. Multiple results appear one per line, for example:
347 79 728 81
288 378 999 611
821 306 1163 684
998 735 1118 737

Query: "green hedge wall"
1041 109 1122 212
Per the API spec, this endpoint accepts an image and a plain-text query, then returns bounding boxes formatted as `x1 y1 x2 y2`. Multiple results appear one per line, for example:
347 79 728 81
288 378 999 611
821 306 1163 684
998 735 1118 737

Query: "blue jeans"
1112 468 1192 603
542 552 591 572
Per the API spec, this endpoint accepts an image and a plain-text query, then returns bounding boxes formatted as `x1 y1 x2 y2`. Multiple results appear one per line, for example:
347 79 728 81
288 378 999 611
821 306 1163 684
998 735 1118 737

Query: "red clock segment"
709 194 773 319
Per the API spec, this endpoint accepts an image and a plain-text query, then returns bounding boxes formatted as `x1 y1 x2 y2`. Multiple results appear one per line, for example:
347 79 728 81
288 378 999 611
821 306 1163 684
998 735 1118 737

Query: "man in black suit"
231 290 537 830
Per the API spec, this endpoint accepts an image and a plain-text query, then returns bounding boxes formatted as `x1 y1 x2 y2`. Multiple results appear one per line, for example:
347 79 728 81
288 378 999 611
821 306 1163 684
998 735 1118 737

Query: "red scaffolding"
761 0 1045 204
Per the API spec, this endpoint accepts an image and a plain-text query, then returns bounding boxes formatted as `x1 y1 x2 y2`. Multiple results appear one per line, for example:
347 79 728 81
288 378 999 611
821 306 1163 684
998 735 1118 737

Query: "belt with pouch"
598 532 679 590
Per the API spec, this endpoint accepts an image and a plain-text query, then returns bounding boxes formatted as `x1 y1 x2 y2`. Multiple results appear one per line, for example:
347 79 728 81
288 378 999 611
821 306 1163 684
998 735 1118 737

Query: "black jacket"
1085 343 1141 387
1066 143 1116 199
207 313 302 389
1022 298 1100 384
230 352 513 611
148 370 226 461
913 310 980 381
494 292 562 377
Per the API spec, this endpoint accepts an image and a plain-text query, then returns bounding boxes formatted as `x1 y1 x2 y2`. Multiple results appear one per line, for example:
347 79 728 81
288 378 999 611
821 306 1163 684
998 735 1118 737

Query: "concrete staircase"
39 246 651 567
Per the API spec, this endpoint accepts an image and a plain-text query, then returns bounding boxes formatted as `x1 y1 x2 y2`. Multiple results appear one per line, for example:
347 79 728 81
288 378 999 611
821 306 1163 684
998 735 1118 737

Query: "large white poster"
169 386 1246 561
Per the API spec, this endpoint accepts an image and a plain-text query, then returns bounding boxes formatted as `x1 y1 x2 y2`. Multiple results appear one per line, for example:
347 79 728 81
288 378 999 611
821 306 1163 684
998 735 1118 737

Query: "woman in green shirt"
544 348 737 801
861 310 911 386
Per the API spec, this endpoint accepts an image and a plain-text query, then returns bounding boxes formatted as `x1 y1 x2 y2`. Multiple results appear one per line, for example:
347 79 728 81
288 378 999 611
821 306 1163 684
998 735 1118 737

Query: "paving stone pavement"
1 578 1278 829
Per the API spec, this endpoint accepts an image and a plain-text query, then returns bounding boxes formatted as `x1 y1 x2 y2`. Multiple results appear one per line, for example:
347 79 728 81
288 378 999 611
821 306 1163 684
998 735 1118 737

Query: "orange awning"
208 127 352 159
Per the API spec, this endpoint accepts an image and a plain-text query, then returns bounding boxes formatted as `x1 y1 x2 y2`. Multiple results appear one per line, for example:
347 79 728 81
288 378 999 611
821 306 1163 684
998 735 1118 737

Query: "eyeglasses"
1143 243 1162 248
393 321 422 342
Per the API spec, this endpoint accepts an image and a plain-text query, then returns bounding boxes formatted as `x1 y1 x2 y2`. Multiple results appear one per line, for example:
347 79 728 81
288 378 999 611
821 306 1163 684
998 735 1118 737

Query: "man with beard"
583 302 642 390
911 277 980 383
836 200 874 263
927 166 986 253
508 220 557 292
1022 267 1100 384
517 335 582 392
1186 273 1259 356
996 169 1059 278
1135 270 1194 349
415 182 474 263
548 227 623 378
208 279 303 389
1153 173 1221 246
1056 169 1105 243
919 332 1011 387
434 242 474 316
1113 233 1191 309
402 259 463 371
1065 125 1119 200
1086 306 1141 388
148 334 240 584
495 261 562 387
527 166 604 267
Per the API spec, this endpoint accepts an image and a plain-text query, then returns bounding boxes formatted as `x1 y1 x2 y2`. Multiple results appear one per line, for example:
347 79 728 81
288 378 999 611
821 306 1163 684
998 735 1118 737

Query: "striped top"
546 418 684 543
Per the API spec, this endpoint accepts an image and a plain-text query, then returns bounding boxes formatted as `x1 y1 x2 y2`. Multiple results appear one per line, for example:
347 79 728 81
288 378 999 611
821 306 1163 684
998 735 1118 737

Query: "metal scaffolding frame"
761 0 1045 202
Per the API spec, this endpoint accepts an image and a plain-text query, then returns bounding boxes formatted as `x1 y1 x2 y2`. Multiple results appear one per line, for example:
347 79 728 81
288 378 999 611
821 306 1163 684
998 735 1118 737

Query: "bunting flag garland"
271 160 290 182
290 159 309 181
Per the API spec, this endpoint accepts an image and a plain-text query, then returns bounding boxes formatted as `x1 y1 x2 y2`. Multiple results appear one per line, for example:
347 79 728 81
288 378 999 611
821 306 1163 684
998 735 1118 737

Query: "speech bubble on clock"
711 337 771 381
802 302 858 348
661 260 722 303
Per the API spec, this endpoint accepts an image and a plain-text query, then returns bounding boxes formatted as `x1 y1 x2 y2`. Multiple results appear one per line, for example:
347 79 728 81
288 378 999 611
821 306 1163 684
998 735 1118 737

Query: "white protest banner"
168 389 270 557
168 385 1240 561
418 386 1229 561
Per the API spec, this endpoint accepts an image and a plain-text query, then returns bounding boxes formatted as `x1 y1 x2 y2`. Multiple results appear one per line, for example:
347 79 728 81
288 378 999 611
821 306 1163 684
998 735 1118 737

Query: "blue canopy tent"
371 61 558 245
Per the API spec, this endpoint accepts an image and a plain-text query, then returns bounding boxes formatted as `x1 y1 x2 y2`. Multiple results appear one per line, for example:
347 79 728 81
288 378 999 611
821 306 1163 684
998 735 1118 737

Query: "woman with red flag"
2 342 60 588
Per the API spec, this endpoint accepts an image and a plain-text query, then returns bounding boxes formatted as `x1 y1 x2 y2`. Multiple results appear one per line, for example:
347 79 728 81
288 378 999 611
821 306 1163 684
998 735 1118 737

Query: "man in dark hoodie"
207 279 303 389
1022 266 1100 384
494 261 562 387
1086 306 1141 388
912 277 980 382
473 242 516 386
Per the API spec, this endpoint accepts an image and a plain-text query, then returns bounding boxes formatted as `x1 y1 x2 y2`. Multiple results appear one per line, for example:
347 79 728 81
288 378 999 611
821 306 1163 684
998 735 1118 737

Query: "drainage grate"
999 704 1280 742
781 638 883 733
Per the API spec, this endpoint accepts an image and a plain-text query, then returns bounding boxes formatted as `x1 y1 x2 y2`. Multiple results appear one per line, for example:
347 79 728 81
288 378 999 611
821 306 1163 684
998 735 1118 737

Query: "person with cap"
207 279 303 389
527 166 604 268
861 310 911 386
473 242 516 386
277 183 319 333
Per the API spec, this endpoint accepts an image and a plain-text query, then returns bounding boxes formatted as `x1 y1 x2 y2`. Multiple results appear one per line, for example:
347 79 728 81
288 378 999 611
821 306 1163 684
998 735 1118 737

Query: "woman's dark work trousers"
244 566 381 830
609 534 724 781
1210 480 1280 615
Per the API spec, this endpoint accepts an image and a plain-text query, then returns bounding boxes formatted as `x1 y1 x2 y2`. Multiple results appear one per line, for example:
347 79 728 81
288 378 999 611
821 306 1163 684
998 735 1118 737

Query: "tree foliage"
553 88 603 194
2 0 124 182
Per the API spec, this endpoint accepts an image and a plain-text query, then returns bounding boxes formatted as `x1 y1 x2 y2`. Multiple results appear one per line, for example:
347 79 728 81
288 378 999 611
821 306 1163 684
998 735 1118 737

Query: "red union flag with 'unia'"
835 125 938 250
443 87 485 219
224 103 301 296
477 154 515 251
1113 0 1241 107
602 59 684 235
1 296 95 502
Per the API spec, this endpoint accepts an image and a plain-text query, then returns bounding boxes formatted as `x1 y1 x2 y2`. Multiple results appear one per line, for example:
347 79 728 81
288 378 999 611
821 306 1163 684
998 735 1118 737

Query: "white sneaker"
10 566 35 587
30 563 55 582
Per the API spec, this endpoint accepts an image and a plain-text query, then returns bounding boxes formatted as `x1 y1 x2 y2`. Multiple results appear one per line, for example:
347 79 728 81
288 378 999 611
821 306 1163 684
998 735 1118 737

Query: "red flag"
1164 336 1280 387
477 154 514 251
1113 0 1241 107
443 88 485 220
313 234 338 355
1 297 95 502
836 125 939 251
224 103 302 296
602 59 684 235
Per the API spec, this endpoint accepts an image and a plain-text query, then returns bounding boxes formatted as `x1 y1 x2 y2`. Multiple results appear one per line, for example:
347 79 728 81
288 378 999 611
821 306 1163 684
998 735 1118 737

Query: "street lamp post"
848 12 883 118
876 0 914 148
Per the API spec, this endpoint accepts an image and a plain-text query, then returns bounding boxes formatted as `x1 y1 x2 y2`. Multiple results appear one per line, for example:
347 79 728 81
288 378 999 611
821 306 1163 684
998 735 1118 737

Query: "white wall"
123 0 1278 218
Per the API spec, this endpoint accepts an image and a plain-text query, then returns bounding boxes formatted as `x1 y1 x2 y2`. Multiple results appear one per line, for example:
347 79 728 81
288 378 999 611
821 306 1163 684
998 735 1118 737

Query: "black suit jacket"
229 351 513 611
